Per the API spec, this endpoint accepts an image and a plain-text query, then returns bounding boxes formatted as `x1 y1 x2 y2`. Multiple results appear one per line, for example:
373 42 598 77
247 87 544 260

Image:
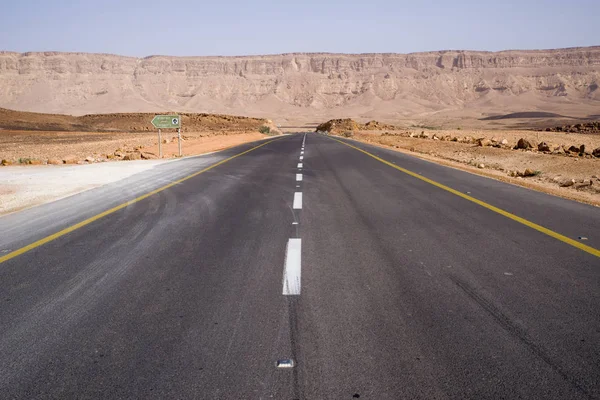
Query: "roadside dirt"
337 129 600 206
0 130 274 164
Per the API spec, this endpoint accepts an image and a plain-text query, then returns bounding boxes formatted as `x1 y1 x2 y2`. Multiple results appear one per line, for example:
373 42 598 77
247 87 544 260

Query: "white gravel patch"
0 160 172 215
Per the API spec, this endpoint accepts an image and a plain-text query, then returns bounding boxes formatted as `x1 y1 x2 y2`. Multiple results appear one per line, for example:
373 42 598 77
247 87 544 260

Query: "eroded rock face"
0 47 599 117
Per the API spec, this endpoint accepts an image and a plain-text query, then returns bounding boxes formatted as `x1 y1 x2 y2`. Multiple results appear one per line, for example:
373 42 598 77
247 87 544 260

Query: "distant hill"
0 107 269 132
0 47 599 124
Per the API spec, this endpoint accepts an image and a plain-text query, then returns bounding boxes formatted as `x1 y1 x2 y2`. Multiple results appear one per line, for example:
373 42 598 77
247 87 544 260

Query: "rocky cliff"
0 47 598 122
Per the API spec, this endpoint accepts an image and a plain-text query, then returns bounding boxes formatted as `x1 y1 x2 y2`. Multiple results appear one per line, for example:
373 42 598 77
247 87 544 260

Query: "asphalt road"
0 133 598 399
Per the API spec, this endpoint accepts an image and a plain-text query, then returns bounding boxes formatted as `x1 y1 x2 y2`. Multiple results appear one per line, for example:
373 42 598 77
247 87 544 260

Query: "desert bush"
258 125 271 134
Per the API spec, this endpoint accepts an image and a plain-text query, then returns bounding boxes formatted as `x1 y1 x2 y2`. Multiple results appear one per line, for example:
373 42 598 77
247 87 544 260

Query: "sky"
0 0 598 57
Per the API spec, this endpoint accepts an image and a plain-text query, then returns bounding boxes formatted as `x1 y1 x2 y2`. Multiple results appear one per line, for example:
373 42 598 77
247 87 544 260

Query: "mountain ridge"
1 47 598 124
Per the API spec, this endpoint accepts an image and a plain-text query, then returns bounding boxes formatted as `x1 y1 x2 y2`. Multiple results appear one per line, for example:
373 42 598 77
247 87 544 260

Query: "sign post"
151 115 182 157
158 129 162 158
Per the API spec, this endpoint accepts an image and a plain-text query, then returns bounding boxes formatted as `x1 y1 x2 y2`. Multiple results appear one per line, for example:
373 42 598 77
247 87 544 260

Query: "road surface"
0 133 598 399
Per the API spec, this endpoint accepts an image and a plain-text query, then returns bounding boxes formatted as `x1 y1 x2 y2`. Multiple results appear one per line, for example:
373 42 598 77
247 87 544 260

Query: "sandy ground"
0 131 275 215
0 130 271 163
344 129 600 206
0 160 170 215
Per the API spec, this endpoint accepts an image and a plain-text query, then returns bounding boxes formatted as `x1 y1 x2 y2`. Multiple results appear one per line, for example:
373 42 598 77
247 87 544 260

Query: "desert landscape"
0 47 598 211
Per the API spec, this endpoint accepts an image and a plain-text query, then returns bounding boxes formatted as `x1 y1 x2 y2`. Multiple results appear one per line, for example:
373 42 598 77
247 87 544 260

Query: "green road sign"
151 115 181 129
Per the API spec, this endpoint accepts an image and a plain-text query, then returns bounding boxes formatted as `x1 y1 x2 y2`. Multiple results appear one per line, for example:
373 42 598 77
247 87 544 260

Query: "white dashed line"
293 192 302 209
299 156 304 160
297 163 303 168
301 151 304 155
283 238 301 295
296 173 302 181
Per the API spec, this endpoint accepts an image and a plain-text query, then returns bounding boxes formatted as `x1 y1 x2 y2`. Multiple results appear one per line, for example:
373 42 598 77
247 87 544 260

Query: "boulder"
592 147 600 157
574 179 593 189
123 151 142 161
85 156 95 163
477 138 492 147
522 168 536 177
63 156 79 164
141 152 158 160
537 142 551 152
28 159 43 165
477 163 485 169
515 138 532 149
559 179 575 187
500 138 509 146
568 145 580 154
47 159 63 165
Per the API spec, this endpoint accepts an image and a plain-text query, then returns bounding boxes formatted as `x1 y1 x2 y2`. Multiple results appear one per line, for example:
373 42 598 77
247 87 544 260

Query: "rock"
114 150 125 158
409 132 415 138
515 138 532 149
553 176 562 182
162 138 171 144
63 156 79 164
553 146 566 155
1 159 13 166
28 159 43 165
85 156 95 163
579 144 585 154
47 159 63 165
522 168 536 177
477 138 492 147
537 142 551 152
568 145 580 154
420 132 429 139
123 151 142 161
574 180 593 189
141 152 158 160
478 163 485 169
592 147 600 157
432 134 440 140
559 179 575 187
451 137 458 142
500 139 509 146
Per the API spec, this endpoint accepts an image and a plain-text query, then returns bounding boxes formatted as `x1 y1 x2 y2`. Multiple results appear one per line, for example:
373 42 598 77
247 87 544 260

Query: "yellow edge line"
0 137 283 265
330 137 600 258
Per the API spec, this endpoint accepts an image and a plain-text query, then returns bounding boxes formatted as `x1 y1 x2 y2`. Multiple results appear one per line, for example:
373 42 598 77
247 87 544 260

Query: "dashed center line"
293 192 303 209
282 238 301 295
282 134 307 298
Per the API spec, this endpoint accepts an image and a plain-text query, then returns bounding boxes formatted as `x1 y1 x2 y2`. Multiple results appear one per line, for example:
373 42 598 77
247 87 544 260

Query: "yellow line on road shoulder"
0 137 283 265
330 137 600 258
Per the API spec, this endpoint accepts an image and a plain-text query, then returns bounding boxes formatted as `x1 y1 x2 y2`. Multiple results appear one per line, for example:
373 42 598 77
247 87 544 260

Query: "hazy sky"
1 0 598 56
